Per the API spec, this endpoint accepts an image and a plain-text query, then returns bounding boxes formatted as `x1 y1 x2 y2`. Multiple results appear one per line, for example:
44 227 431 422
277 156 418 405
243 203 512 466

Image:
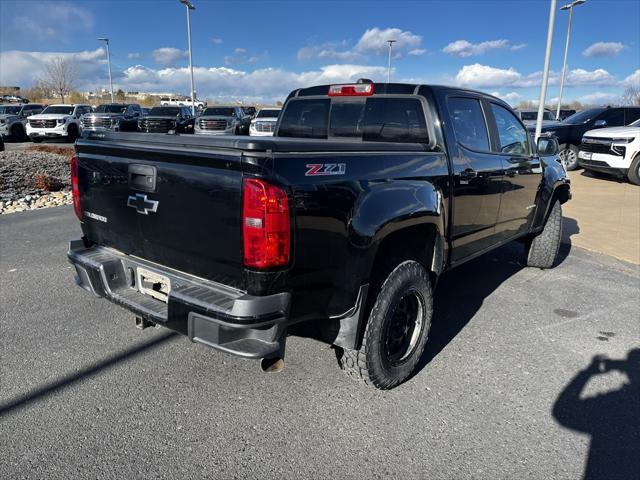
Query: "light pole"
97 37 114 103
386 39 396 83
535 0 557 142
556 0 586 119
180 0 197 116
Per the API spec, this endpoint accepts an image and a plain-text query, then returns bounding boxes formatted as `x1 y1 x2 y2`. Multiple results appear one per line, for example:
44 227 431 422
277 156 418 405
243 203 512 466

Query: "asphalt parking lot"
1 206 638 479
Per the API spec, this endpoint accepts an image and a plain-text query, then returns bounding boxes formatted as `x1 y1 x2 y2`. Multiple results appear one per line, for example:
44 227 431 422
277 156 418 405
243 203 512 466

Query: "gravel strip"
0 150 72 214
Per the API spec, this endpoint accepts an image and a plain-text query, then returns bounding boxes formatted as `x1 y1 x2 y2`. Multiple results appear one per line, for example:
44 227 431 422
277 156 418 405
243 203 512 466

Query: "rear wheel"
337 260 433 390
558 144 579 171
526 200 563 268
66 124 78 143
10 123 25 141
628 155 640 186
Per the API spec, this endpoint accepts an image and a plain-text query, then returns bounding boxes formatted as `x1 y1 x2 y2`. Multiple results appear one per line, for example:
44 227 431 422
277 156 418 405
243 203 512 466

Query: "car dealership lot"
1 206 638 479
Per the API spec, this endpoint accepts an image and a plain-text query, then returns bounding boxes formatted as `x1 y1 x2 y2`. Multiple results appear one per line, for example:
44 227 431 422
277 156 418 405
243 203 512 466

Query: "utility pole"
387 39 396 83
557 0 587 119
97 37 114 103
535 0 557 142
180 0 197 115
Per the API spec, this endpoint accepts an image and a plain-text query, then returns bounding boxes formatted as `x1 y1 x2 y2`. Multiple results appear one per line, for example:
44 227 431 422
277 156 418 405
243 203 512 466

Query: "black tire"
10 123 25 141
628 155 640 186
337 260 433 390
559 144 580 171
30 137 42 143
526 200 562 268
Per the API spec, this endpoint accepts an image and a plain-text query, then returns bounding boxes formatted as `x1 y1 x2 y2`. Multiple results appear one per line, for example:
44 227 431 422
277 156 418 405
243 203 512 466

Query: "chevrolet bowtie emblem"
127 193 159 215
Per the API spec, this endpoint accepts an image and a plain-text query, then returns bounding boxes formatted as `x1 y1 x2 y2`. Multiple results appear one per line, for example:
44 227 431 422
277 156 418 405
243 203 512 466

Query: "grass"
26 144 75 156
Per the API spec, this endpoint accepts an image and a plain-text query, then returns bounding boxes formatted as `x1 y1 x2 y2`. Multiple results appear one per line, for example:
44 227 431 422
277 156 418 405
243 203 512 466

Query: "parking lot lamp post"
535 0 557 142
180 0 197 116
97 38 114 103
387 40 396 83
556 0 586 119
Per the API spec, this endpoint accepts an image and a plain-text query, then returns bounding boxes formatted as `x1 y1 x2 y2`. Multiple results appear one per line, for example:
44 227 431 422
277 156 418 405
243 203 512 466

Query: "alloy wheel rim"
384 290 424 365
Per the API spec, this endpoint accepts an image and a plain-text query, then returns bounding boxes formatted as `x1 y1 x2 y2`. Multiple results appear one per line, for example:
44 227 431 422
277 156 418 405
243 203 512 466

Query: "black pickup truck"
68 81 570 389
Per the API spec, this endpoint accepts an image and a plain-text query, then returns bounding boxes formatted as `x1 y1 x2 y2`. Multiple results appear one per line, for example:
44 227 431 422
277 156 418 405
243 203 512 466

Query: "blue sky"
1 0 638 105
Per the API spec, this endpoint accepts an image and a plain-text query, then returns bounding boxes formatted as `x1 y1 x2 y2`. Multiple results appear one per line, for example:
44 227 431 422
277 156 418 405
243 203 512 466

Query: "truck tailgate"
75 133 247 288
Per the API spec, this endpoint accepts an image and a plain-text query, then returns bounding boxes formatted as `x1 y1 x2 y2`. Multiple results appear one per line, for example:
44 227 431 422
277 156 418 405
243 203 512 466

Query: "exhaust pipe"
260 357 285 373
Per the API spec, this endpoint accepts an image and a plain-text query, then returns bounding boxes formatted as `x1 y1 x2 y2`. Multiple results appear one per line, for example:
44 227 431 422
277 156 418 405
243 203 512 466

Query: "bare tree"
42 56 77 103
621 84 640 106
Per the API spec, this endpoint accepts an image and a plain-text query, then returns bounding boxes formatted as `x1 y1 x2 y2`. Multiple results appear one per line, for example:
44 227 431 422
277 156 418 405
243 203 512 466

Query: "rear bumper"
67 239 289 359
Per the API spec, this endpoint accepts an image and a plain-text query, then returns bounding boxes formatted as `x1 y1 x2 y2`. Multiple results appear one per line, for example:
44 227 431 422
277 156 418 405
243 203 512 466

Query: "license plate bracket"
137 267 171 303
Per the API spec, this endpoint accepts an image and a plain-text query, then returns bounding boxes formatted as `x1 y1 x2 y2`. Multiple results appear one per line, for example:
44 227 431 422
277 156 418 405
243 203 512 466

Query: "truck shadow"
413 237 573 379
552 350 640 480
0 332 178 417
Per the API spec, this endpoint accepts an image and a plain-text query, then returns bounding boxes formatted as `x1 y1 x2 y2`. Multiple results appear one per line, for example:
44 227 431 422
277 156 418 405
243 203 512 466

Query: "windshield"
203 107 235 116
149 107 181 116
42 106 75 115
94 104 127 113
629 118 640 127
256 109 281 119
0 106 21 114
563 108 605 124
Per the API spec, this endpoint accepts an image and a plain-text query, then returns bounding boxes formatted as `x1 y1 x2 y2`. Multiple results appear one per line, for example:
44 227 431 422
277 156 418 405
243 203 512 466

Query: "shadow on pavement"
552 350 640 480
0 332 177 417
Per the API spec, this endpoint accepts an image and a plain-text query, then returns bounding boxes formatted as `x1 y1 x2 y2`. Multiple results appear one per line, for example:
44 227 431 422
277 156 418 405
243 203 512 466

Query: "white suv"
26 104 92 143
249 108 281 136
579 118 640 185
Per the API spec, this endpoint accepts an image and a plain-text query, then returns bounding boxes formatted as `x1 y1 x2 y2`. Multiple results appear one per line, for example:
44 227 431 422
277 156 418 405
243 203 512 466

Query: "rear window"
278 97 429 143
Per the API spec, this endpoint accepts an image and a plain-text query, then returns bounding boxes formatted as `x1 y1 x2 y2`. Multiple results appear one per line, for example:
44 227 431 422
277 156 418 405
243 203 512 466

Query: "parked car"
516 109 559 127
26 104 92 142
81 103 143 132
578 118 640 185
249 107 281 136
68 81 570 389
194 106 250 135
557 109 577 121
531 106 640 171
0 103 44 140
1 94 29 104
138 106 195 133
160 97 206 109
242 106 257 118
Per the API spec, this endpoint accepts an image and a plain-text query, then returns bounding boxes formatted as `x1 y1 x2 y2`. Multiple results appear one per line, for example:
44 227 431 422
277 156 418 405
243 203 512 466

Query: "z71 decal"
305 163 346 176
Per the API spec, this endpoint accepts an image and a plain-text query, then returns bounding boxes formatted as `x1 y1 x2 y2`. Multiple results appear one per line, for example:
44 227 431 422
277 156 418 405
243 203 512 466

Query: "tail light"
328 83 374 96
70 156 82 220
242 178 290 269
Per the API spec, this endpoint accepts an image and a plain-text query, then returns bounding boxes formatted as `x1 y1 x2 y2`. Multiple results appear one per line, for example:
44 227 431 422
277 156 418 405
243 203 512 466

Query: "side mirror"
537 136 559 156
594 119 607 128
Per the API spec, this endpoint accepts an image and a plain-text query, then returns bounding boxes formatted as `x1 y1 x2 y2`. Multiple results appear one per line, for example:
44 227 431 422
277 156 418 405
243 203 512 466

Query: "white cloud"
578 92 620 105
0 48 107 87
455 63 619 88
583 42 627 58
490 91 522 104
128 52 142 60
623 69 640 86
152 47 188 66
224 49 267 65
211 38 223 45
443 39 509 57
7 1 93 43
510 43 527 51
298 27 424 62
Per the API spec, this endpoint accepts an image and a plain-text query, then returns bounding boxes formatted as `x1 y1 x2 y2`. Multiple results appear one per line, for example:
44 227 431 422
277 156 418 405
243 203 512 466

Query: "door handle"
460 168 477 180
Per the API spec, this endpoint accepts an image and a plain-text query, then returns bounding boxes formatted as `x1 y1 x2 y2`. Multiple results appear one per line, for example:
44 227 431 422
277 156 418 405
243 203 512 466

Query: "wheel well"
370 224 440 286
553 183 571 205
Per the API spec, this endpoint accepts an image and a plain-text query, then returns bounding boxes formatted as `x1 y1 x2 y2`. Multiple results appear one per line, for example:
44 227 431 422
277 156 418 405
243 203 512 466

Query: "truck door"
446 96 504 262
485 101 541 241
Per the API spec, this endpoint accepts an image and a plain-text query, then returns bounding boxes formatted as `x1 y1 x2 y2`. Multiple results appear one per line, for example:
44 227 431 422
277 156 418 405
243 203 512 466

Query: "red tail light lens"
70 156 82 220
328 83 374 96
242 178 290 269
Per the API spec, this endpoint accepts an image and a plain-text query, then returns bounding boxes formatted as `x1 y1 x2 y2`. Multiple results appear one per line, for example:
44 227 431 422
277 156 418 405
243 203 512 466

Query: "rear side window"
362 98 428 143
490 103 530 156
447 97 489 152
278 99 330 139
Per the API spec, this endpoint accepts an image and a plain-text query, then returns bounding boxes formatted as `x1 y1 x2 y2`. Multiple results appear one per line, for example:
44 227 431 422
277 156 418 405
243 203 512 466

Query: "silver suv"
0 104 44 140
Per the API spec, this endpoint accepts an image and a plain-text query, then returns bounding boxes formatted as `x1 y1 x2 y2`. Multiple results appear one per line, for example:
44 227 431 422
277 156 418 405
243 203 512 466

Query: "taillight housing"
242 178 290 269
70 156 82 220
